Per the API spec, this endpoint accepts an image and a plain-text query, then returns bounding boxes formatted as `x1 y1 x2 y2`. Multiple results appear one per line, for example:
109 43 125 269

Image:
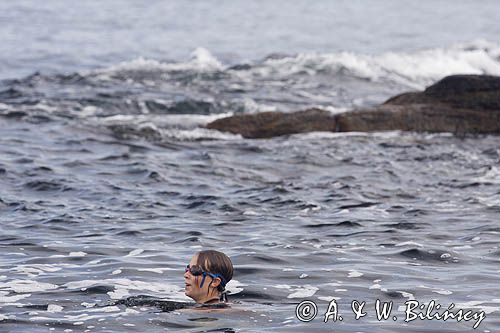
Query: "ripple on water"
2 83 500 331
23 180 72 192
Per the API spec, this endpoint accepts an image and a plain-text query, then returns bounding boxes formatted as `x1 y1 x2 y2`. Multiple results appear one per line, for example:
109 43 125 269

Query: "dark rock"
339 75 500 134
335 104 500 134
206 108 336 138
383 75 500 110
205 75 500 138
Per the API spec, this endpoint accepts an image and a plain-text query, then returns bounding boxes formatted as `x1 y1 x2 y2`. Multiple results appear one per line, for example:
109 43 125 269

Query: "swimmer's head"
184 250 233 304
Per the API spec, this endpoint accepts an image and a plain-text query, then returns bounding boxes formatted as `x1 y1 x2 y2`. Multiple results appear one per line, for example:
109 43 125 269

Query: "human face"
183 254 219 303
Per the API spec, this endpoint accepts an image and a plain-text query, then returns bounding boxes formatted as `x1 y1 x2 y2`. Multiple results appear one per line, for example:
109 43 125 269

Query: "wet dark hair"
196 250 233 294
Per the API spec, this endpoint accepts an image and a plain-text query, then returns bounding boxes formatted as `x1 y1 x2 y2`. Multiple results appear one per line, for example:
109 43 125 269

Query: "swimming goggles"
185 264 227 288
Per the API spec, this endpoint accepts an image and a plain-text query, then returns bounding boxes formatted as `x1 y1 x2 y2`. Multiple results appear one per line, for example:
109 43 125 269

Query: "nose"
184 269 190 279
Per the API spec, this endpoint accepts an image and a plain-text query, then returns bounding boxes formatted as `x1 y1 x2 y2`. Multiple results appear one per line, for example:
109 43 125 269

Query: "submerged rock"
205 75 500 138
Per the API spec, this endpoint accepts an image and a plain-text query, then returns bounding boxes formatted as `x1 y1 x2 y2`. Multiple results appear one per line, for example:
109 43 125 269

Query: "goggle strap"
212 273 227 287
199 273 207 288
190 267 227 288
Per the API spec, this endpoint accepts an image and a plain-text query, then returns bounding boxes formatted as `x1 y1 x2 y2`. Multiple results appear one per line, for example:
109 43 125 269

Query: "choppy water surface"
2 1 500 332
1 109 500 332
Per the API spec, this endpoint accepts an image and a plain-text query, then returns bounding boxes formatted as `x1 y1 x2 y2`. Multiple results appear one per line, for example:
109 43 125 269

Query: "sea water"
1 1 500 332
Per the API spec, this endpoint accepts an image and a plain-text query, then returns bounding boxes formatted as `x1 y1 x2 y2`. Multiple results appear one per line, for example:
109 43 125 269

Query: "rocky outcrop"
383 75 500 110
206 108 336 138
205 75 500 138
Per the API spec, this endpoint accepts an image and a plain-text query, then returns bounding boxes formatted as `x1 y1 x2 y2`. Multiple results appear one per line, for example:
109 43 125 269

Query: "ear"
210 277 221 288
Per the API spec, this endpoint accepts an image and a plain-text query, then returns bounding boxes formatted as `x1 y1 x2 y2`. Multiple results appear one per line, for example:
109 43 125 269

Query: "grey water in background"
1 0 500 80
1 1 500 332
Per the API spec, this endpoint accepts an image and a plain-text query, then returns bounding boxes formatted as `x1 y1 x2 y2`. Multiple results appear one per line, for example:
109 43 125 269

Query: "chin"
185 289 194 299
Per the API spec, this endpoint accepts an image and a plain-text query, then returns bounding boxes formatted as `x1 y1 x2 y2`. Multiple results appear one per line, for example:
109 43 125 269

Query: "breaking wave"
1 40 500 141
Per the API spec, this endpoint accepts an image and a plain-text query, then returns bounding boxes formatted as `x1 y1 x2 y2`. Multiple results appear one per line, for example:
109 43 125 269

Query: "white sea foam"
63 278 186 300
274 284 318 298
100 112 234 128
42 306 126 324
318 296 341 302
80 106 99 117
81 302 96 308
125 249 144 257
432 289 453 295
347 270 363 278
97 47 223 75
395 241 424 248
98 112 242 141
160 127 242 141
287 285 318 298
0 291 32 303
476 166 500 184
292 130 408 140
0 279 58 293
226 279 245 295
94 41 500 91
240 97 278 113
242 210 259 216
400 291 415 300
47 304 64 313
259 40 500 88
